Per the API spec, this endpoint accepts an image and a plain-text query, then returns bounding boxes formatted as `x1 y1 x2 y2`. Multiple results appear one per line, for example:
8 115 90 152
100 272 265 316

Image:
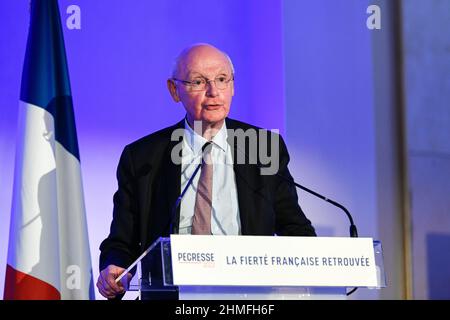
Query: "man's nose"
205 80 219 97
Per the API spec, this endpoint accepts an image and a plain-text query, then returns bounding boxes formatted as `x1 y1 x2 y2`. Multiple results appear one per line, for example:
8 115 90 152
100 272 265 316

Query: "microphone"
275 172 358 237
115 141 213 285
166 141 213 235
235 145 358 238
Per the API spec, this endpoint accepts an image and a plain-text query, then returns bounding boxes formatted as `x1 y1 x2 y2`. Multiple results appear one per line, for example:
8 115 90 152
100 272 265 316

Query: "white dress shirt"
178 120 241 235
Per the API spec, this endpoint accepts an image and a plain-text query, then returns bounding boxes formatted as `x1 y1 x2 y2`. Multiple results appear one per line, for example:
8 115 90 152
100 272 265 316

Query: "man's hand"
97 265 132 299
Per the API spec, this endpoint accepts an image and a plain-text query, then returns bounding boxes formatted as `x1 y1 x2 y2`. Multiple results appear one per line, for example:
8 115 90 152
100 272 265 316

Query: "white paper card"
170 235 378 287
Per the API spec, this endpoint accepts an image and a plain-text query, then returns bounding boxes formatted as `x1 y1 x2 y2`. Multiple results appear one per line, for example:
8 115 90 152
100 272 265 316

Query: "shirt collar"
184 118 228 155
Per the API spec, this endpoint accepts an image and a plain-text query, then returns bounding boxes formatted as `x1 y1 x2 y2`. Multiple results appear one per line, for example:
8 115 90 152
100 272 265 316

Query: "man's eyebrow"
185 71 202 78
187 71 230 78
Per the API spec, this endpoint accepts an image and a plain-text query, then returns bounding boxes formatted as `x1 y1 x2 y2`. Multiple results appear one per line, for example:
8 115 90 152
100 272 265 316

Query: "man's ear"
167 79 180 102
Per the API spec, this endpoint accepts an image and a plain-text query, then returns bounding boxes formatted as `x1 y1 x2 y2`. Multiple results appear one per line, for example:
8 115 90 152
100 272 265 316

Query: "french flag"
4 0 94 299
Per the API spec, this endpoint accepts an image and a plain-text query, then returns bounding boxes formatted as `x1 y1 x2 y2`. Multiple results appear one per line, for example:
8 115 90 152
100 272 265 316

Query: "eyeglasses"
172 75 234 92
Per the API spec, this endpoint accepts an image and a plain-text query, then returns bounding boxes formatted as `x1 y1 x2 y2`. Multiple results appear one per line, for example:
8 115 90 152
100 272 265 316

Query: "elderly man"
97 44 315 299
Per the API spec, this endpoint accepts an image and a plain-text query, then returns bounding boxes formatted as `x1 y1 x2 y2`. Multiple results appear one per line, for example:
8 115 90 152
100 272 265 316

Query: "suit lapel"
141 120 183 247
233 158 252 234
226 118 252 234
163 120 184 234
164 136 182 234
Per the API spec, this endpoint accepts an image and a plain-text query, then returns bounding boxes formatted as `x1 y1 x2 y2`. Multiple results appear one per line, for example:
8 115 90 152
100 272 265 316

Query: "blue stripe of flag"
20 0 80 161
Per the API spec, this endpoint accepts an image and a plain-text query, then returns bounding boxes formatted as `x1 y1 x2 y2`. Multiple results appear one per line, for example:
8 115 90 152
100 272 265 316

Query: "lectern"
122 235 385 300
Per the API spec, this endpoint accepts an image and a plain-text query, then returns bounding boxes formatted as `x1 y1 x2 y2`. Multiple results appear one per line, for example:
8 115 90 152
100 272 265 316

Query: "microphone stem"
169 162 203 234
168 140 212 234
277 174 358 237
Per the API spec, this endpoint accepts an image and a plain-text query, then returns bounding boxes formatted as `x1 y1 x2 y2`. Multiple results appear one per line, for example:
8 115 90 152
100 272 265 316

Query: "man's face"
169 46 234 127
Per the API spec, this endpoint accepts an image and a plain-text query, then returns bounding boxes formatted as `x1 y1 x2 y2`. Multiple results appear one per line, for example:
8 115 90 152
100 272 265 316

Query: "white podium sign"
170 235 378 287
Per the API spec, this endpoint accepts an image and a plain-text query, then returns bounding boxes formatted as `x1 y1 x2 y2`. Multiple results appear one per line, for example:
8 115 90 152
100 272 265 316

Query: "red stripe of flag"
4 264 61 300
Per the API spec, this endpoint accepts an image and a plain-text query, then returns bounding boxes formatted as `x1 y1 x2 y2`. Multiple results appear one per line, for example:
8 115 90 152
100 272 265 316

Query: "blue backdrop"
1 0 402 299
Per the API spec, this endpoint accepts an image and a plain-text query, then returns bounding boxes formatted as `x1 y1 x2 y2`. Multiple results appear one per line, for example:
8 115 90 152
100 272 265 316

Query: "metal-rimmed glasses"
172 75 234 91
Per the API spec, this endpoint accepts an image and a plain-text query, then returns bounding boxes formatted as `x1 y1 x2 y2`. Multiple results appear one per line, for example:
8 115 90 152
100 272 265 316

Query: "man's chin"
201 112 227 125
203 117 226 126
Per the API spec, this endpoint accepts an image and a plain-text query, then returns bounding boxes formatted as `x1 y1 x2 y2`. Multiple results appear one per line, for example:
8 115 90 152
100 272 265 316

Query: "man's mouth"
203 104 222 110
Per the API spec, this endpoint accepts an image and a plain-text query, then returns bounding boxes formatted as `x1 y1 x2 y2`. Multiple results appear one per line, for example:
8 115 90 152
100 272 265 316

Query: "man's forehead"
180 57 231 77
185 66 230 76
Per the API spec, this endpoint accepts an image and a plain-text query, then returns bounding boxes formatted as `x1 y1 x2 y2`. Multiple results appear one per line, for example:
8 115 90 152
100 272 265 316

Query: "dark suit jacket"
99 118 315 271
